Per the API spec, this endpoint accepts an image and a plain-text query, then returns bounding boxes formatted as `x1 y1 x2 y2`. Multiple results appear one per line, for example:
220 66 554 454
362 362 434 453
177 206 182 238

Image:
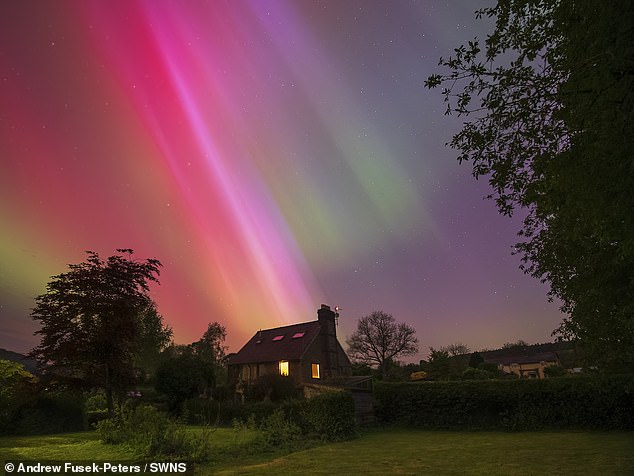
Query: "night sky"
0 0 562 361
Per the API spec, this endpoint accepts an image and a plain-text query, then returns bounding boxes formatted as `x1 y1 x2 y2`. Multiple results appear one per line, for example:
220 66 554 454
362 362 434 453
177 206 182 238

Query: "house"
227 305 352 389
485 351 560 379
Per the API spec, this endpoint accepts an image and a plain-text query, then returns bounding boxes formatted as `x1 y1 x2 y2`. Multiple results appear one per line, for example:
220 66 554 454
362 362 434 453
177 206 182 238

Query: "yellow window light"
279 360 289 376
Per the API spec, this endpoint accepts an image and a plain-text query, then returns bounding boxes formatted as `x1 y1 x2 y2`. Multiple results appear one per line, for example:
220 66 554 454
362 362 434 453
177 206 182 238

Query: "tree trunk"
105 365 114 417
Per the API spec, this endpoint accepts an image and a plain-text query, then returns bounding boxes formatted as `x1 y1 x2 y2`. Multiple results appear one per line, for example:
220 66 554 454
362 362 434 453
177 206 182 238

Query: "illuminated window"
311 363 320 379
292 332 305 339
279 361 289 376
272 335 284 341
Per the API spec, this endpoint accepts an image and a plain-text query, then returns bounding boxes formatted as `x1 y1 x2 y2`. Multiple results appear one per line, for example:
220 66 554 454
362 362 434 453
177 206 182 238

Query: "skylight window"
292 332 305 339
272 335 284 341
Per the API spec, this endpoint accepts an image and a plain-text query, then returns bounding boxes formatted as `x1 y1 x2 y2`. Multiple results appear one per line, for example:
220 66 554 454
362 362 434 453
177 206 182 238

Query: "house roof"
227 320 322 365
485 351 560 366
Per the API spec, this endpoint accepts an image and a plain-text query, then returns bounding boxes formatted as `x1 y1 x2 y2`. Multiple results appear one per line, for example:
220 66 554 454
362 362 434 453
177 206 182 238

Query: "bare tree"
346 311 418 378
441 343 471 357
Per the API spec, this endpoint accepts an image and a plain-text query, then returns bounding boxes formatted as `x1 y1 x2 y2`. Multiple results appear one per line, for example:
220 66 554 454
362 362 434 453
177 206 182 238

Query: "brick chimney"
317 304 339 378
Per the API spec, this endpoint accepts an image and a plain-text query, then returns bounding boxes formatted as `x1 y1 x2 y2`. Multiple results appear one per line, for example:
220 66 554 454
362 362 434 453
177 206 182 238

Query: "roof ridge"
257 320 318 333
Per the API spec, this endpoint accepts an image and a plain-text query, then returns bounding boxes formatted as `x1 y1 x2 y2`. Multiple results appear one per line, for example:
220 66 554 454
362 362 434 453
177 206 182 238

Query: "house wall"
501 360 558 379
301 338 324 383
230 360 308 385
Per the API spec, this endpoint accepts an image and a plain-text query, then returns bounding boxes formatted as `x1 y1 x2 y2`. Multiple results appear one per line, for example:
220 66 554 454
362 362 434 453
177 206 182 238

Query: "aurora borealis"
0 0 562 359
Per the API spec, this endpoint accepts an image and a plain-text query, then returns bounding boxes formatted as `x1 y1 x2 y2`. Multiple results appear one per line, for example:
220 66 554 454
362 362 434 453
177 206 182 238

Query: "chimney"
317 304 339 378
317 304 337 331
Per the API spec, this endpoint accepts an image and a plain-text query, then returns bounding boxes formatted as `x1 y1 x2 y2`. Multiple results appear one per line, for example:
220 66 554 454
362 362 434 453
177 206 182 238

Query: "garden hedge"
374 375 634 430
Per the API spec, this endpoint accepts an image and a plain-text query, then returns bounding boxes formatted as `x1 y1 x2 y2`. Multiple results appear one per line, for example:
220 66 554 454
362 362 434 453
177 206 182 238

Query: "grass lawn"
0 432 132 462
211 429 634 476
2 429 632 475
0 427 260 464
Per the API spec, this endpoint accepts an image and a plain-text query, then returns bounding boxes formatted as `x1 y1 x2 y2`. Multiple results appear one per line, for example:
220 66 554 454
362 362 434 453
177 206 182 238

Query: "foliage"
191 322 228 365
478 362 503 375
442 343 471 356
134 302 174 380
461 367 496 380
155 347 214 414
258 409 302 449
0 360 37 434
29 250 172 414
85 391 107 411
468 352 484 368
190 322 228 388
374 375 634 430
229 393 356 447
96 404 196 459
154 322 228 414
1 360 88 436
423 348 467 380
502 340 530 351
346 311 418 378
13 391 86 435
543 365 567 378
302 391 356 442
426 0 634 367
246 374 299 402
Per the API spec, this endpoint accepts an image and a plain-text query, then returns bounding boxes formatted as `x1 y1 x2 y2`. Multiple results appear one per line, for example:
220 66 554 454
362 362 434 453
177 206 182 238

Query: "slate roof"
228 320 322 365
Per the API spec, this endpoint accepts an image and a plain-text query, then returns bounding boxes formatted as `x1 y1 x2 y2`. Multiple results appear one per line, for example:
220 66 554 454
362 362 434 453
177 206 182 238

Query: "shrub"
85 391 107 411
374 375 634 430
302 391 356 441
221 401 279 426
229 392 357 449
14 391 86 435
544 365 568 378
461 367 495 380
246 374 299 402
0 360 38 435
259 408 302 449
87 410 110 428
96 404 190 459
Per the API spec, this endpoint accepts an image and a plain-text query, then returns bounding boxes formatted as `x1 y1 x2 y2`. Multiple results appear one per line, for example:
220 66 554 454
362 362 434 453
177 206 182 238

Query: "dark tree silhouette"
155 322 227 413
29 249 172 414
426 1 634 368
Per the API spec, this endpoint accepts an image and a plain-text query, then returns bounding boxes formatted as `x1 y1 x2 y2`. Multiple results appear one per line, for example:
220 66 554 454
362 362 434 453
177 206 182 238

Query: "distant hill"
479 341 582 369
446 341 582 369
0 348 39 373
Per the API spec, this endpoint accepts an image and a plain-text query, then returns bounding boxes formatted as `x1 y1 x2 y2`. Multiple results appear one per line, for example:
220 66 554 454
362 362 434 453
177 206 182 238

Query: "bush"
374 375 634 430
85 391 107 411
461 367 495 380
0 360 38 435
544 365 568 378
246 374 299 402
96 404 191 459
259 409 302 448
229 392 357 449
14 392 86 435
87 410 110 428
302 391 356 441
221 401 279 426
